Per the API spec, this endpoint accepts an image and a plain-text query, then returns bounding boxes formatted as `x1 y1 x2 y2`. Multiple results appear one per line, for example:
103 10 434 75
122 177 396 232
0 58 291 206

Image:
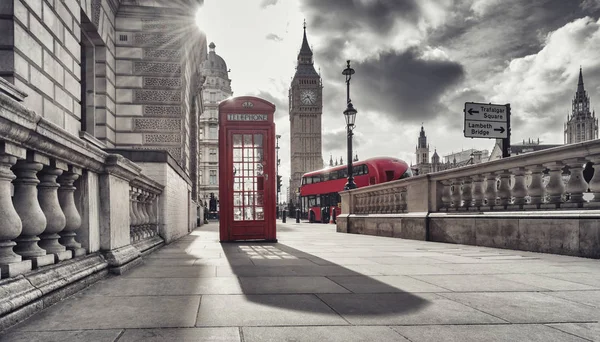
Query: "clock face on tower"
300 89 317 105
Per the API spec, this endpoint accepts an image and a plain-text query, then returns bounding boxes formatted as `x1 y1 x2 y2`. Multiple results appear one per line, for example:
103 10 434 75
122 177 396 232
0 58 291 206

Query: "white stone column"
471 175 484 208
586 155 600 203
440 180 452 210
58 167 86 257
564 158 587 207
543 162 565 206
12 157 54 268
483 173 497 209
0 150 32 277
525 165 546 207
37 163 72 262
510 167 527 206
460 178 472 210
495 171 511 207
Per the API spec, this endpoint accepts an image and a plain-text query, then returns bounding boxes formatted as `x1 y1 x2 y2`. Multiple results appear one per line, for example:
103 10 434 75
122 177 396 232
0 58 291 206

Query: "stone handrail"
340 138 600 216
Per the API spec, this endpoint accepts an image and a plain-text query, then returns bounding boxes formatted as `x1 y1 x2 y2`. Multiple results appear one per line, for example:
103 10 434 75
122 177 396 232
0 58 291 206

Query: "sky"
196 0 600 200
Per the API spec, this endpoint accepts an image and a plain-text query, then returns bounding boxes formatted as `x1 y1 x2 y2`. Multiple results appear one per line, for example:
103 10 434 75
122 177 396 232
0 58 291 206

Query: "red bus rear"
300 157 412 223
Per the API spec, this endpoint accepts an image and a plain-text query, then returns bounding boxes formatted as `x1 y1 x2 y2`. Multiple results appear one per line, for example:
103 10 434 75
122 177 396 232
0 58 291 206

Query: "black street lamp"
343 60 357 190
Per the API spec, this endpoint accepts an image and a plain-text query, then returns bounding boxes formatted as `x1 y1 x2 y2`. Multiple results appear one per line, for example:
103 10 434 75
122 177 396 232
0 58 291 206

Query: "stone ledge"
133 236 164 257
103 244 142 274
0 254 109 332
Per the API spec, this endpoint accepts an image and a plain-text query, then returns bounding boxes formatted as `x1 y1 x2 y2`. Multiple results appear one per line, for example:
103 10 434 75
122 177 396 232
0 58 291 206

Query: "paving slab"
494 273 599 291
392 324 590 342
239 276 350 294
317 293 505 325
123 265 217 278
0 330 122 342
410 274 548 292
243 326 409 342
118 327 240 342
539 272 600 287
543 290 600 308
82 277 243 296
9 295 201 330
328 275 450 293
545 322 600 341
196 294 349 326
439 291 600 323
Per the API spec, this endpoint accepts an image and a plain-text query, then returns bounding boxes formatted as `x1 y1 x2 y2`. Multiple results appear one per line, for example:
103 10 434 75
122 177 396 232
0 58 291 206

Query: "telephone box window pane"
234 134 243 147
255 148 263 162
244 178 254 191
233 149 242 162
244 207 254 220
234 207 243 221
234 193 242 206
256 193 264 206
244 193 254 206
244 149 253 162
244 134 252 146
234 181 242 191
254 134 263 148
256 207 264 220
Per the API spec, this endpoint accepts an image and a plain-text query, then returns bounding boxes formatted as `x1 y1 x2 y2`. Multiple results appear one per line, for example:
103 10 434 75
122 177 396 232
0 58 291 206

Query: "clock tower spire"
289 21 323 209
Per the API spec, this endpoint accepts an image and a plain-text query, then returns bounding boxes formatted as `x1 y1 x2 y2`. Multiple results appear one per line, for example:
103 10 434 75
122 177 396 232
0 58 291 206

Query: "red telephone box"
218 96 277 242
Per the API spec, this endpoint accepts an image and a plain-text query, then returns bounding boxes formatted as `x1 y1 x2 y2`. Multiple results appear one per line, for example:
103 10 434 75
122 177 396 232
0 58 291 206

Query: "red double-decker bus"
300 157 412 223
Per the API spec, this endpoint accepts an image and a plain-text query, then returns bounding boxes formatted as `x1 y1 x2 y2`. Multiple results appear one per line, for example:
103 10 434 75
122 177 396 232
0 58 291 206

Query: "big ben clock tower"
289 22 323 208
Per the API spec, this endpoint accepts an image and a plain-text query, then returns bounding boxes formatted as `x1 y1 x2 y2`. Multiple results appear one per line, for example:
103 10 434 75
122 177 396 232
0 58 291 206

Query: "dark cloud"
266 33 283 42
260 0 278 8
254 90 288 119
301 0 418 35
322 129 363 152
351 49 465 123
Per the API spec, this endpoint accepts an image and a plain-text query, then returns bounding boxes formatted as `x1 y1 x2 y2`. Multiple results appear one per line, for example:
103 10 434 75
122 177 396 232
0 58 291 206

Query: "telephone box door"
227 130 273 239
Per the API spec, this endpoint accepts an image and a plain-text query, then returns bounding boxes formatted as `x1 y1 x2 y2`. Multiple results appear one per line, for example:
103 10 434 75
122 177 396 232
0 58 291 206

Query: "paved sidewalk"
1 222 599 341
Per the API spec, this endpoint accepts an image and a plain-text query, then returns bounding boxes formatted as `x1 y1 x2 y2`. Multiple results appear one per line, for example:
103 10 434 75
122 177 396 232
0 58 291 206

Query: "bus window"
312 175 320 183
385 170 394 182
400 168 413 179
328 172 337 180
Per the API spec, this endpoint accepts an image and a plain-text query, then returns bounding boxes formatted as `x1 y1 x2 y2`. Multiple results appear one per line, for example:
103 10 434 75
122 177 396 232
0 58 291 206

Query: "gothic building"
289 23 323 205
198 42 232 208
415 126 431 174
564 68 598 144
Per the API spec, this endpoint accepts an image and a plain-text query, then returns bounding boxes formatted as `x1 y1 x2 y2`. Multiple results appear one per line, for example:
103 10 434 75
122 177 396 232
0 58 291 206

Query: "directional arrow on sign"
494 127 505 133
467 108 479 115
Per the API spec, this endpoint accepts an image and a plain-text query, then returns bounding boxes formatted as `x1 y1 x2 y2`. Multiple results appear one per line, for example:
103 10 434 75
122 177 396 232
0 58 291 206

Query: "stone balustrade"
0 89 165 281
338 139 600 258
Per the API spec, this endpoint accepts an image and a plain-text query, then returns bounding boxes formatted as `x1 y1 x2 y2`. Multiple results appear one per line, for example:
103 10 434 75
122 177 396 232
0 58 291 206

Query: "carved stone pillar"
483 173 497 209
460 178 472 209
399 190 407 212
495 171 511 207
470 175 484 208
543 162 565 205
563 158 588 207
525 165 546 207
137 191 150 238
147 193 157 236
450 179 461 209
58 167 86 257
0 152 32 277
38 164 71 261
12 158 55 268
440 180 452 210
510 167 527 206
586 155 600 202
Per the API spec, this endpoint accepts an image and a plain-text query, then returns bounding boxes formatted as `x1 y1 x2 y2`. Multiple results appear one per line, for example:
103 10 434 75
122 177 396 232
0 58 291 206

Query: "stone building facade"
198 42 232 208
0 0 206 329
564 68 598 144
288 24 323 206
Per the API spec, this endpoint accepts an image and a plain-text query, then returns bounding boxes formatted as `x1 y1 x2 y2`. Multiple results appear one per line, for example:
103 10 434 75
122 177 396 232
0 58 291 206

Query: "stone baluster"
470 175 485 209
376 190 385 213
543 162 565 207
450 179 461 209
0 150 32 277
367 192 374 214
382 189 391 213
12 157 55 268
495 171 512 207
510 167 527 207
525 165 546 207
399 189 407 212
585 155 600 202
439 180 452 211
129 188 136 241
460 178 472 210
138 191 150 238
563 158 588 207
483 173 497 208
58 167 85 257
37 163 71 262
146 193 156 236
130 188 141 241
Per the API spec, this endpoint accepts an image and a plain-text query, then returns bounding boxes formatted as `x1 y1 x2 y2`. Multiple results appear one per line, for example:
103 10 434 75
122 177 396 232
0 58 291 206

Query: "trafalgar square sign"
464 102 510 139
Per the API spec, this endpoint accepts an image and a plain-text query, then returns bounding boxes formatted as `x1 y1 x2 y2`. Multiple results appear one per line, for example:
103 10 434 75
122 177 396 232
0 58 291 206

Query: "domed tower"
565 67 598 144
199 42 233 205
289 22 323 207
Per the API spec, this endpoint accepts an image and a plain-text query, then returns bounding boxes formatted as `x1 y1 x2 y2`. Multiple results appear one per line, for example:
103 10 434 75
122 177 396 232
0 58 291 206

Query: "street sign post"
464 102 511 157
